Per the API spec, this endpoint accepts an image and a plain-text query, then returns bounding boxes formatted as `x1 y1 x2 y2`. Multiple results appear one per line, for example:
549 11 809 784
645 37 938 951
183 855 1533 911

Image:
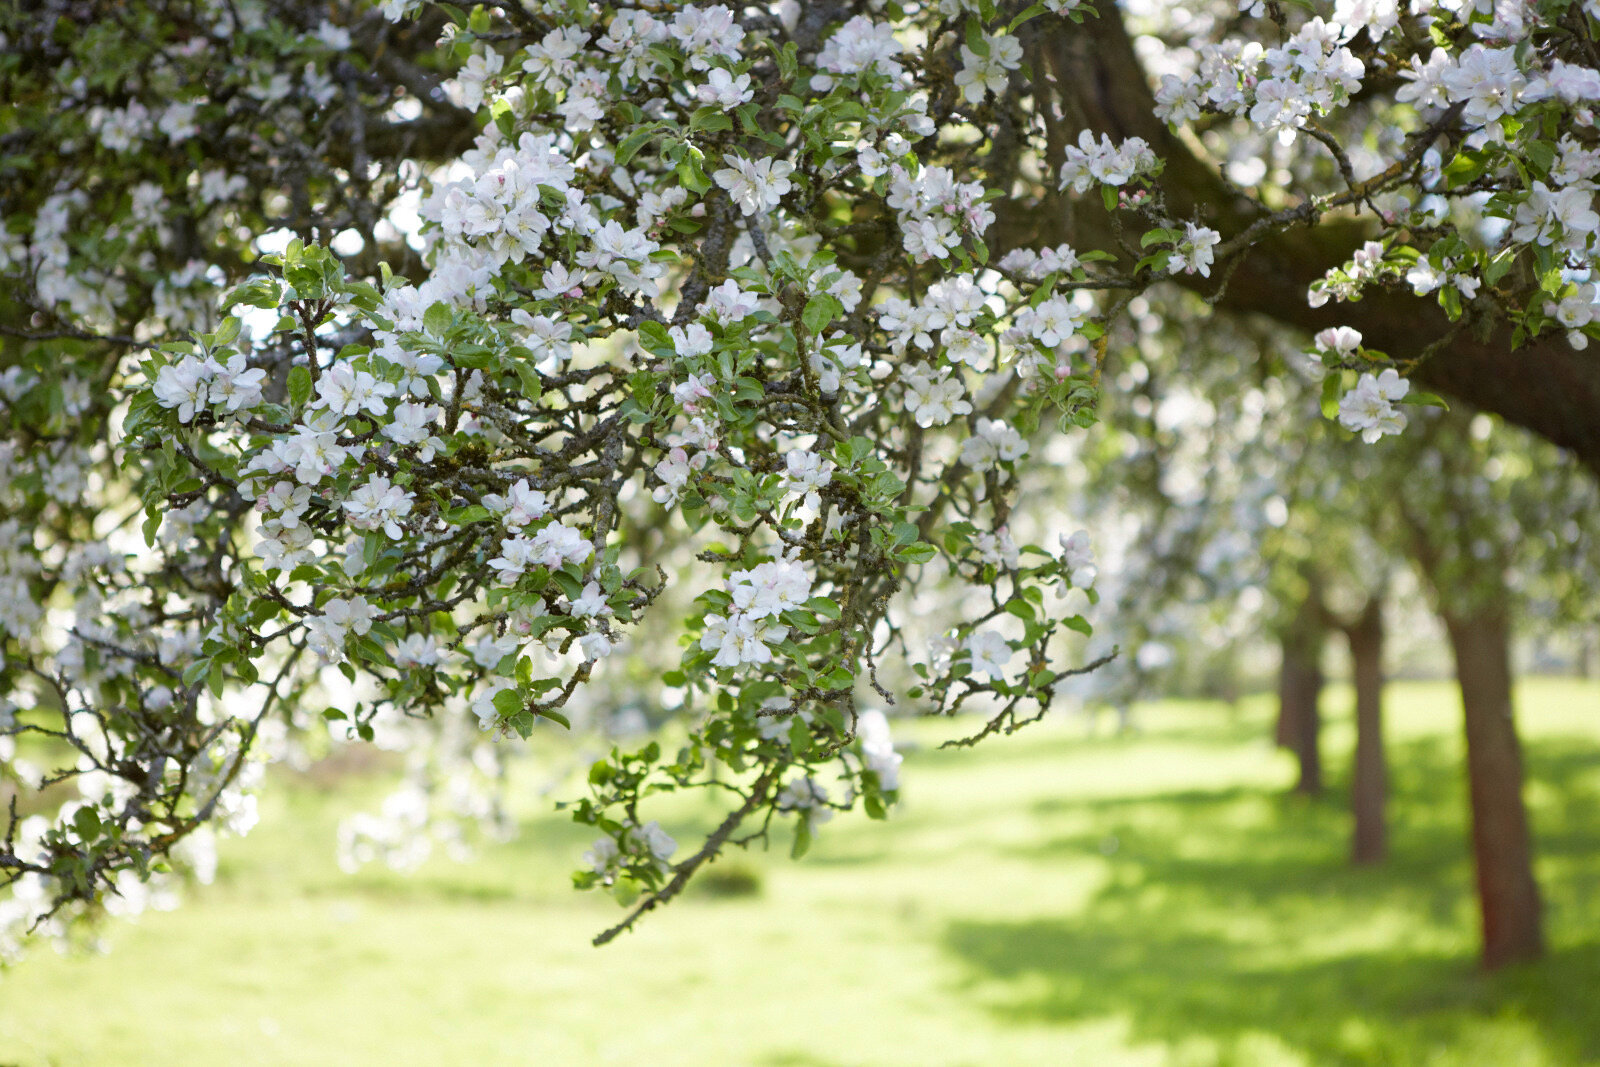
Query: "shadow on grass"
757 1052 851 1067
302 873 526 906
945 920 1600 1065
942 736 1600 1065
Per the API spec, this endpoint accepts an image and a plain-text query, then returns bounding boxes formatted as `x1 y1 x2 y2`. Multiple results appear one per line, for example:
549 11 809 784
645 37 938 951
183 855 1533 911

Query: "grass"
3 678 1599 1066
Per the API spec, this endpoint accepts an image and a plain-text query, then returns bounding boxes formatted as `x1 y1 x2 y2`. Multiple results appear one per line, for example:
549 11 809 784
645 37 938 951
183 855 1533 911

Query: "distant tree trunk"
1345 599 1387 865
1276 597 1325 796
1443 605 1544 968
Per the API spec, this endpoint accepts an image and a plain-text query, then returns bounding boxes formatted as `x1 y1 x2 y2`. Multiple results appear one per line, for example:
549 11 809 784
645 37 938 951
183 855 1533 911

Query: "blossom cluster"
1338 371 1412 443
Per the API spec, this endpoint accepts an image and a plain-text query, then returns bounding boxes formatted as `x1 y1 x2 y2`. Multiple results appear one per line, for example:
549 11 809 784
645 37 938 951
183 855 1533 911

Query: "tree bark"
1443 607 1544 968
1345 600 1387 865
1276 599 1325 797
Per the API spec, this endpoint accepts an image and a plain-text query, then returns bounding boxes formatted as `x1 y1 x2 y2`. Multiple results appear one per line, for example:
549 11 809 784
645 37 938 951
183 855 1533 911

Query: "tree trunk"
1345 600 1387 865
1276 601 1325 797
1444 607 1544 968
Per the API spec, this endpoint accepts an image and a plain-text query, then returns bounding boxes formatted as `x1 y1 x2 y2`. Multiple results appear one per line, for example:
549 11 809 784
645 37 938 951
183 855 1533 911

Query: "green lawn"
4 678 1600 1066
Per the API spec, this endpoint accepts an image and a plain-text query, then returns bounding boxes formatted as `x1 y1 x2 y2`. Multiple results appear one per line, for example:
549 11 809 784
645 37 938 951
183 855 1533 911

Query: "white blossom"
965 628 1013 682
712 155 795 216
1338 369 1410 442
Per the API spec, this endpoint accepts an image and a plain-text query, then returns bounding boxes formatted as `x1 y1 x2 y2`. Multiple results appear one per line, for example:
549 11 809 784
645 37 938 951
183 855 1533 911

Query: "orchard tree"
1259 408 1396 852
1268 399 1599 959
1070 289 1597 946
1 0 1597 963
1389 409 1600 967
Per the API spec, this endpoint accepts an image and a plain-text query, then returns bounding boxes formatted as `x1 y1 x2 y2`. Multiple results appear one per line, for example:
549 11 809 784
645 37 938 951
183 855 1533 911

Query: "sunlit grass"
4 678 1599 1066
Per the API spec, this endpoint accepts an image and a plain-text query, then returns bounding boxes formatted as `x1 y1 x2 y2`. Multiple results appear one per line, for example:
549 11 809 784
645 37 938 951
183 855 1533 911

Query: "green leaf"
790 818 812 860
1482 249 1516 287
287 366 312 409
806 596 841 621
1442 149 1490 189
787 610 821 635
229 278 282 309
820 666 854 690
689 107 733 133
453 344 493 370
835 436 874 466
1007 2 1047 32
492 688 523 718
554 569 583 600
423 302 453 337
1399 390 1449 410
353 635 391 667
1440 285 1462 320
363 532 383 570
1319 373 1342 420
514 361 544 401
964 18 989 57
182 658 211 686
1134 251 1170 276
1523 138 1555 176
74 806 102 839
801 293 842 334
1029 274 1060 308
615 123 661 166
677 155 711 195
444 504 492 525
773 41 798 82
638 319 672 353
